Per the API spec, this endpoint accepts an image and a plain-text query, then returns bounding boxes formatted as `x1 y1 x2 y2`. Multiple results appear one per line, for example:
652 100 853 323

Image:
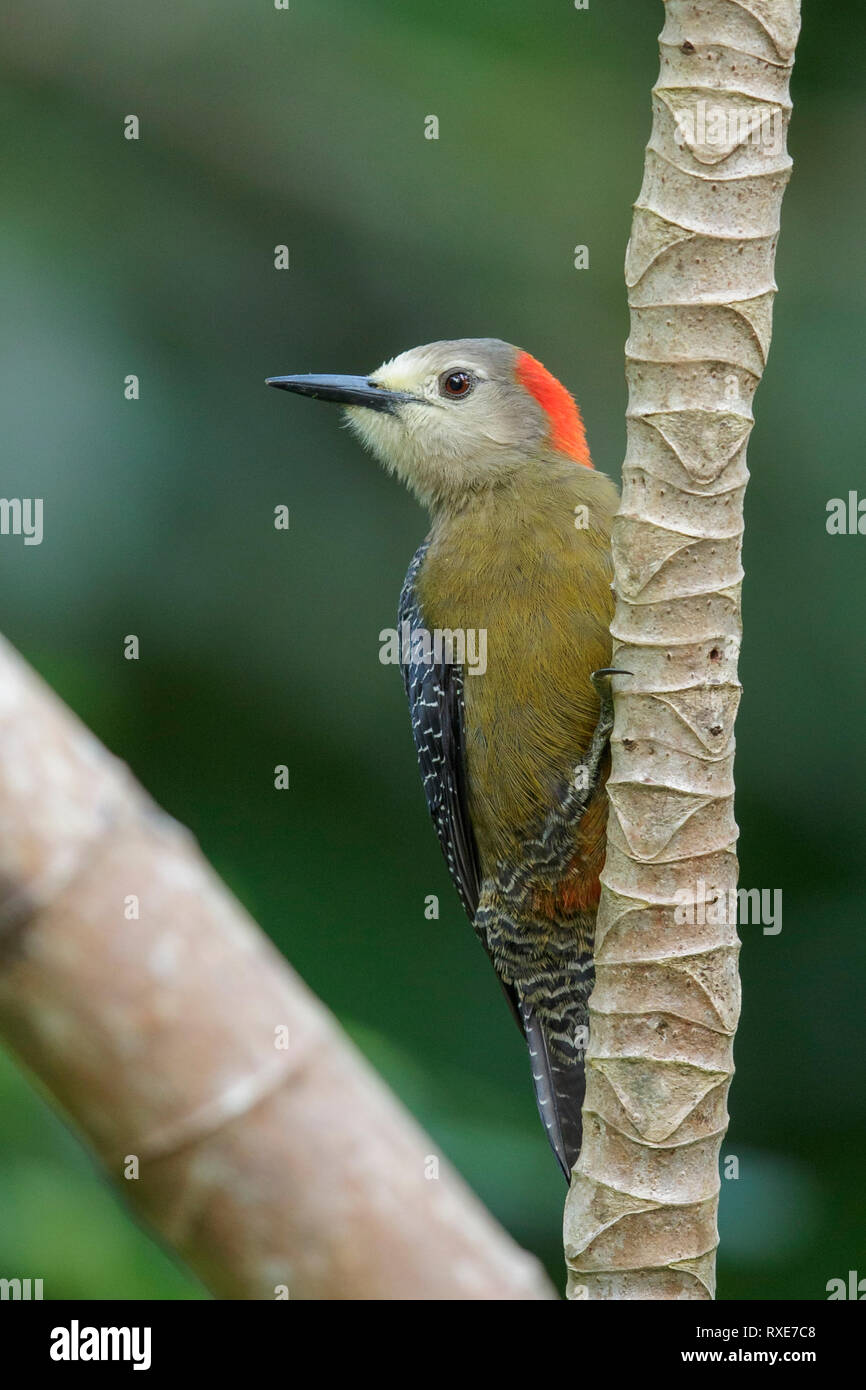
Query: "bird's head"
267 338 592 511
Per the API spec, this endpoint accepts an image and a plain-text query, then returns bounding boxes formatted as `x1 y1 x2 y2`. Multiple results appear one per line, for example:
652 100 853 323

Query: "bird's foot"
589 667 629 742
563 667 630 822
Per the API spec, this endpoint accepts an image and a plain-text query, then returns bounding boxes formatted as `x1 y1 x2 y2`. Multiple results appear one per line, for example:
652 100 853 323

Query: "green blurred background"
0 0 863 1300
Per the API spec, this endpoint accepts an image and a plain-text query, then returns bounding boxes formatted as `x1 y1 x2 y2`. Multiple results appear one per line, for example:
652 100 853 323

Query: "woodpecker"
267 339 620 1179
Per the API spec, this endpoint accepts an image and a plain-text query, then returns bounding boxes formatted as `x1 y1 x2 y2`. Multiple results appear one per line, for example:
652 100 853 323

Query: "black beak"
266 373 411 414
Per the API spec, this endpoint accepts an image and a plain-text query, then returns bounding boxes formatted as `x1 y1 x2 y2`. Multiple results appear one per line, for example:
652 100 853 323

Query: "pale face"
344 339 549 509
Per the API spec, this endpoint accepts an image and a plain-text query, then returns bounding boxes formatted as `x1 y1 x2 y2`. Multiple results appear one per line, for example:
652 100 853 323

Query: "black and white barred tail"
476 887 595 1179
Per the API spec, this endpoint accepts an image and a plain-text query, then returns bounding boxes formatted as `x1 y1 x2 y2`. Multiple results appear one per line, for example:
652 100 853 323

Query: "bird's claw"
590 667 631 738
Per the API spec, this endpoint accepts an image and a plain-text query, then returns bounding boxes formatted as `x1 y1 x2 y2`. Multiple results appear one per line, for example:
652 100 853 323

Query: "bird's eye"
440 370 474 399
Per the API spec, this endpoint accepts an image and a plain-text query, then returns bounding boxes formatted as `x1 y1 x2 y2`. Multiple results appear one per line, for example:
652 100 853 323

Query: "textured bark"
0 634 554 1301
565 0 800 1300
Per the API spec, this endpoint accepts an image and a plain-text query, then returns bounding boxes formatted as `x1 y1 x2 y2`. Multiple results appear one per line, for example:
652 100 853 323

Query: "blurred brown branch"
0 634 554 1301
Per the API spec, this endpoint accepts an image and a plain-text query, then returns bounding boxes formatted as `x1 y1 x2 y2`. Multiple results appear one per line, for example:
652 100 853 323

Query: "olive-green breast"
417 461 618 874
